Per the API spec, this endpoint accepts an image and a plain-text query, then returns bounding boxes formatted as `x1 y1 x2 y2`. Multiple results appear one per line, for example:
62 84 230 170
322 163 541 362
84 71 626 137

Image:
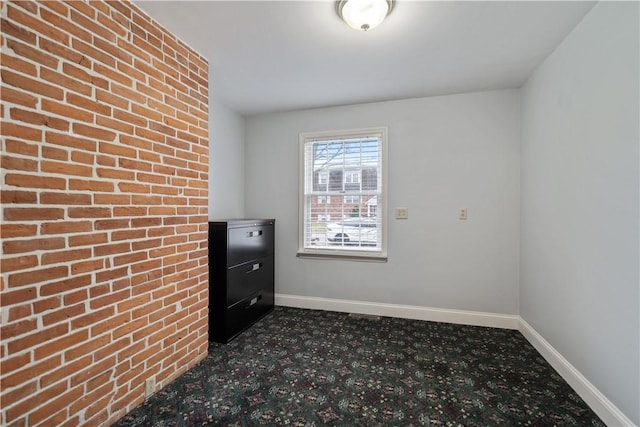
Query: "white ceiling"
136 1 596 116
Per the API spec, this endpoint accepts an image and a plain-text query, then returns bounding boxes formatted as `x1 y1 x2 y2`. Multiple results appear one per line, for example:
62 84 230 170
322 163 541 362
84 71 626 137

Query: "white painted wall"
520 2 639 424
209 99 246 219
245 90 520 315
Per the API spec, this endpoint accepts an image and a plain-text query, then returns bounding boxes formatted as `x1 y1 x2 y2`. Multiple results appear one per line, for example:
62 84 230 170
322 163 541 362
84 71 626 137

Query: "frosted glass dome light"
337 0 394 32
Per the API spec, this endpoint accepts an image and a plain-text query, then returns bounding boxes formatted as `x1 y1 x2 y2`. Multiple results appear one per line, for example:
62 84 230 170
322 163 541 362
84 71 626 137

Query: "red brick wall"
0 1 209 425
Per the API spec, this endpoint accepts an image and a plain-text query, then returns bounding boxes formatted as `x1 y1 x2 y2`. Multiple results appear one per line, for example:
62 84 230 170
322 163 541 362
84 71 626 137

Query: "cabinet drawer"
227 224 274 266
225 289 274 341
226 255 274 307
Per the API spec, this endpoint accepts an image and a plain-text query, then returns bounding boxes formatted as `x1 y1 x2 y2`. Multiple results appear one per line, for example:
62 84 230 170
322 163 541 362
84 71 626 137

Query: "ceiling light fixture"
337 0 394 32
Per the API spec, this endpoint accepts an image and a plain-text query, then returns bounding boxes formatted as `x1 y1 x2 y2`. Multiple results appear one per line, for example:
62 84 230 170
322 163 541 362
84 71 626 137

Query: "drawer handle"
246 230 263 238
247 262 262 273
246 294 262 308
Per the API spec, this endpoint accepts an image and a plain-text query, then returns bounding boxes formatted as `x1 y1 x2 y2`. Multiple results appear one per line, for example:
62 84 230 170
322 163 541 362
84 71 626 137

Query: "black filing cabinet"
208 219 275 343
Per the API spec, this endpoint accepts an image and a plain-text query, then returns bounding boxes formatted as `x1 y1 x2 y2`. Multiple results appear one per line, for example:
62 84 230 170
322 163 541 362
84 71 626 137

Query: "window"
344 195 360 204
344 171 361 185
299 127 388 261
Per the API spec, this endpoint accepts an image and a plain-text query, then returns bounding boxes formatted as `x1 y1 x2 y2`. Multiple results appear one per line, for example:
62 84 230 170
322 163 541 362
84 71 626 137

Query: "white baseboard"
518 319 635 427
275 293 634 426
275 293 520 330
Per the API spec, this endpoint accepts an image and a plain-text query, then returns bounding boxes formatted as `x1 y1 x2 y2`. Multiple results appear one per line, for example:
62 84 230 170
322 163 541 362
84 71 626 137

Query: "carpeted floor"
113 306 604 426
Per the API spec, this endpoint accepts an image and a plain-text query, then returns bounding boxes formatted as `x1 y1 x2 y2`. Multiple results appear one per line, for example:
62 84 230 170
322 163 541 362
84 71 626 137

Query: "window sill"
297 250 387 263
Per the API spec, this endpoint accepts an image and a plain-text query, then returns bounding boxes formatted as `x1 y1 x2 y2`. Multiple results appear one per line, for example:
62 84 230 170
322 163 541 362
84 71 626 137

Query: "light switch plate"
459 208 468 220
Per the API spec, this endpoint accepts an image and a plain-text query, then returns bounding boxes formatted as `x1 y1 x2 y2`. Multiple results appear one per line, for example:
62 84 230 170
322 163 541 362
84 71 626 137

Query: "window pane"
300 129 386 257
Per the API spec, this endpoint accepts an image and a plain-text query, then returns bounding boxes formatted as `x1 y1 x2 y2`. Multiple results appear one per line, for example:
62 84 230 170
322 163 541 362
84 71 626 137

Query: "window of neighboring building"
299 127 388 261
344 171 361 185
344 195 360 204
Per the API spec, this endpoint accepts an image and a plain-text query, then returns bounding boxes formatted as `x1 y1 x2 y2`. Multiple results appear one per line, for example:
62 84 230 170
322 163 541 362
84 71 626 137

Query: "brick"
39 38 89 66
113 250 147 266
0 318 37 340
94 242 131 257
7 38 59 69
67 93 112 116
1 122 42 142
39 355 91 389
93 62 132 87
1 86 38 108
4 207 64 221
72 258 105 274
1 51 37 75
42 248 92 266
1 358 63 411
29 384 84 425
40 67 92 96
64 289 88 305
69 232 108 247
71 306 114 329
4 173 66 190
119 158 152 172
113 206 147 217
10 108 69 130
40 6 92 43
6 322 69 356
71 150 95 165
68 207 112 218
97 10 128 38
68 0 96 18
41 220 92 235
72 37 116 68
3 237 65 255
8 265 68 288
1 69 64 101
93 193 130 205
40 1 70 18
112 229 146 242
0 255 38 273
94 36 132 64
62 63 109 89
42 160 93 177
68 179 114 192
96 115 134 134
93 219 130 230
40 192 91 205
42 146 67 161
112 83 147 104
34 329 88 359
96 89 129 109
1 189 39 204
42 100 94 124
95 167 135 181
72 123 117 142
40 274 92 297
7 4 69 44
117 182 150 194
1 353 31 375
0 17 37 44
1 155 38 171
41 304 87 328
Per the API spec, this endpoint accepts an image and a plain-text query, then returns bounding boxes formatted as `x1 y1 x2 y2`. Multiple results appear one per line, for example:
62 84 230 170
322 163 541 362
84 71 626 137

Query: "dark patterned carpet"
113 306 604 426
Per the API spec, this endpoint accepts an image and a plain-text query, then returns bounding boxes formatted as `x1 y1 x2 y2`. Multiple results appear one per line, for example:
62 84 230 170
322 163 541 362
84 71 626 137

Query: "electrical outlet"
395 207 409 219
145 377 155 398
459 208 468 220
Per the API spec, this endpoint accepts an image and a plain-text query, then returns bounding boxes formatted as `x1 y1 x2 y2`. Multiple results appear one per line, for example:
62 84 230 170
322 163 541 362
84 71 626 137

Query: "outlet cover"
395 207 409 219
145 377 155 398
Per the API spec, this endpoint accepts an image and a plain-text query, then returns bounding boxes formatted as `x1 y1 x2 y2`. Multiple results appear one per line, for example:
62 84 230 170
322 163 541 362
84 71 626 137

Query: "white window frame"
298 127 388 262
344 171 361 185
